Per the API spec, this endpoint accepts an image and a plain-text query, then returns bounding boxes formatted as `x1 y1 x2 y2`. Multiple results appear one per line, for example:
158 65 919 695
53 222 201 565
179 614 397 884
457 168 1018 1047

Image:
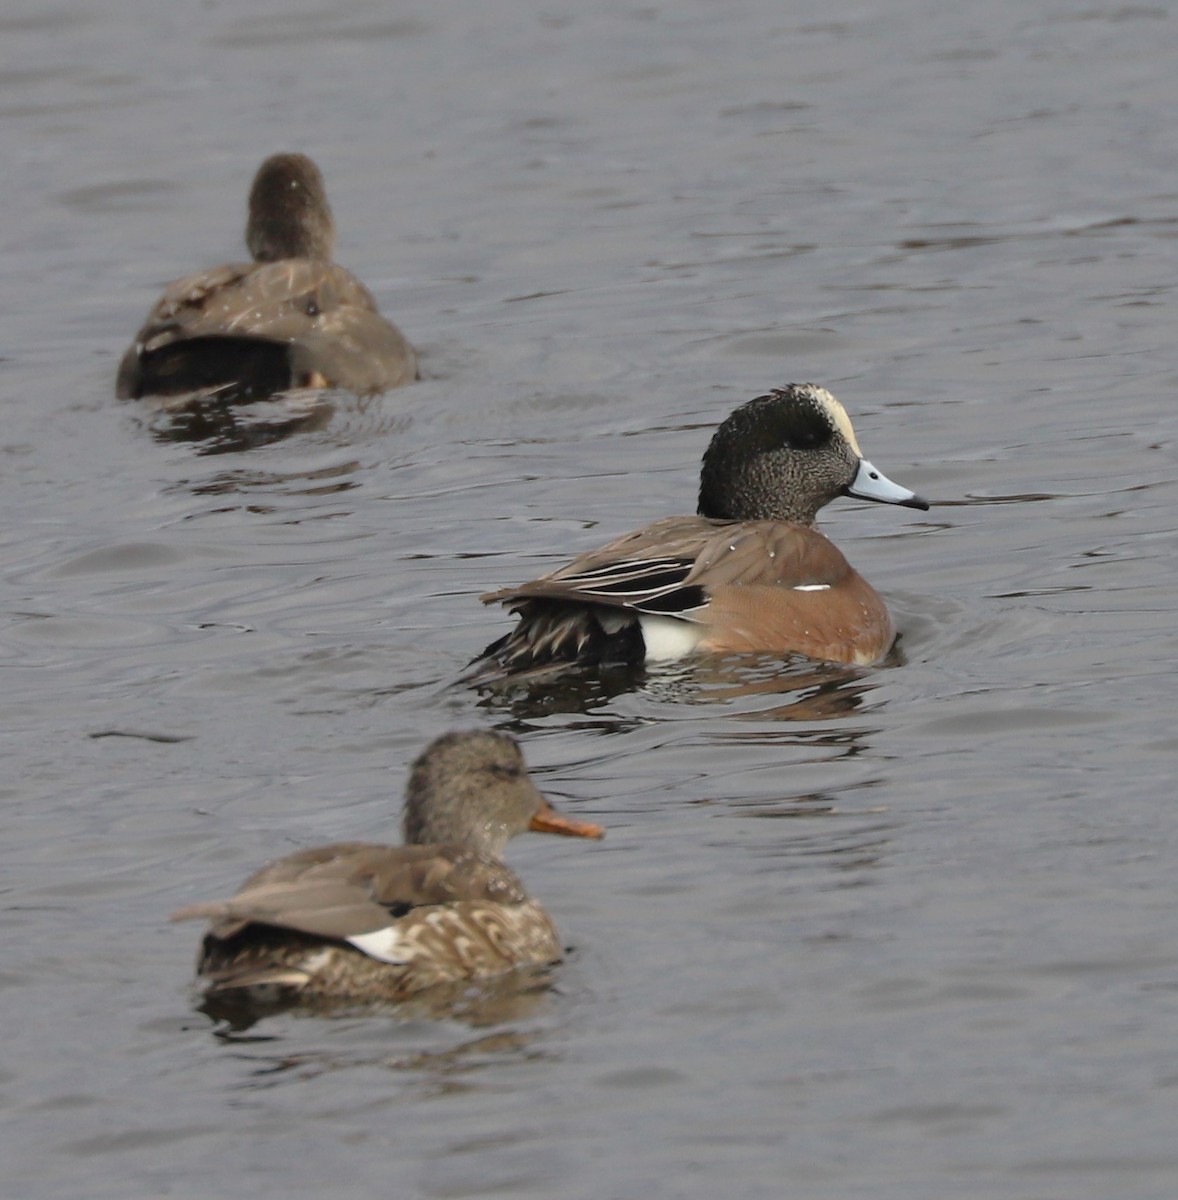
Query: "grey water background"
4 1 1178 1196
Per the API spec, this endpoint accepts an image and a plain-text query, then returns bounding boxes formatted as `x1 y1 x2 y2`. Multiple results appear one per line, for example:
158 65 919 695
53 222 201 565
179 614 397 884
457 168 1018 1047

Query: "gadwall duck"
171 730 603 1004
117 153 416 401
475 384 929 675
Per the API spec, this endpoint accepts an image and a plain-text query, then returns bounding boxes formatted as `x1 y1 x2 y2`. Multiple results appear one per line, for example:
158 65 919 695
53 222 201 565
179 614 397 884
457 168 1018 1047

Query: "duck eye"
489 762 521 780
793 424 827 449
775 416 827 451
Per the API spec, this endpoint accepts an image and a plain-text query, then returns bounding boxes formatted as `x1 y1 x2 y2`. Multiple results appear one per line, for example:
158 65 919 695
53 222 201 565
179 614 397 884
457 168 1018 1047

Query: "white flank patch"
346 926 411 964
792 583 831 592
639 614 704 661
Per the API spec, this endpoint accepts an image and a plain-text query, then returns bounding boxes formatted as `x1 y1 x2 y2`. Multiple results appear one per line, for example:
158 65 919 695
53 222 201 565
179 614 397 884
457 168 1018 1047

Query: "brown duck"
475 384 929 675
171 730 603 1004
117 153 416 401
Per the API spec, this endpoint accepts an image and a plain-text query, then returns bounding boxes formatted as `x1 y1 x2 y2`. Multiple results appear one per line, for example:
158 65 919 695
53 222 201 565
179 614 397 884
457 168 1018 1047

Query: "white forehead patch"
809 387 863 458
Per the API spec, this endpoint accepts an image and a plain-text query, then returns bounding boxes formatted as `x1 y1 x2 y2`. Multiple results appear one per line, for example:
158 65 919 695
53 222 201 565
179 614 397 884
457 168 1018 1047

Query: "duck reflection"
473 660 649 722
200 963 558 1037
683 653 884 723
474 649 889 729
145 388 335 455
214 1021 550 1095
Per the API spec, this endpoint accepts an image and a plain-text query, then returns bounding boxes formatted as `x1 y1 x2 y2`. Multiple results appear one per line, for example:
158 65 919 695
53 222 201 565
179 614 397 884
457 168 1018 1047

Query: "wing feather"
171 842 529 942
484 517 851 616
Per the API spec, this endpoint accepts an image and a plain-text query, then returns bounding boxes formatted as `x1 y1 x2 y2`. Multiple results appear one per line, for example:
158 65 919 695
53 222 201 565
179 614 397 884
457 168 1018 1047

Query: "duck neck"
246 159 334 262
697 463 822 526
247 210 333 263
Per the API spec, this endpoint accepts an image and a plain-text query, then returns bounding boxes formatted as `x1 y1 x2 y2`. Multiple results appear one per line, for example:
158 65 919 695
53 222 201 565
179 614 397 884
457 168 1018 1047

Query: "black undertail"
477 600 647 677
133 337 294 400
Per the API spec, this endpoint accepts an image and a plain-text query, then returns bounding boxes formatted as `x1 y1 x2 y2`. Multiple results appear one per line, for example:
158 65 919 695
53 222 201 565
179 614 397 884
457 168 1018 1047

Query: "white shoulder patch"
345 926 410 964
792 583 832 592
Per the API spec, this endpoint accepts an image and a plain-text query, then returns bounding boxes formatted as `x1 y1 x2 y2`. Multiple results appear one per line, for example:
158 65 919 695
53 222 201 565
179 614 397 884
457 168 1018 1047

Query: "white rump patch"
792 583 831 592
638 614 704 661
345 926 411 964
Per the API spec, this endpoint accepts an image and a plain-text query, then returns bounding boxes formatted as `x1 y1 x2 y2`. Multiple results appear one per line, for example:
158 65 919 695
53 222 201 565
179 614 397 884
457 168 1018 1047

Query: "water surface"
3 2 1178 1197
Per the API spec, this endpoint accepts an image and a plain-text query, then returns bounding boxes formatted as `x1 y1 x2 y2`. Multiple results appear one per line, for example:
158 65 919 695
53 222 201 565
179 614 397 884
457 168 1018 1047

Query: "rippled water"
5 1 1178 1197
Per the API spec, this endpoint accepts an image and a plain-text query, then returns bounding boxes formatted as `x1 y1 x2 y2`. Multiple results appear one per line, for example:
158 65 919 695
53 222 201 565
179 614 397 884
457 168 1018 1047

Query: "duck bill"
530 796 605 839
845 458 929 511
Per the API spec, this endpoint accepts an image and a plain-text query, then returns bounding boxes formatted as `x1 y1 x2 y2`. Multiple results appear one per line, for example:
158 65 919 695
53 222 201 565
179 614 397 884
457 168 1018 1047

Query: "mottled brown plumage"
171 731 603 1004
475 385 929 676
117 153 415 401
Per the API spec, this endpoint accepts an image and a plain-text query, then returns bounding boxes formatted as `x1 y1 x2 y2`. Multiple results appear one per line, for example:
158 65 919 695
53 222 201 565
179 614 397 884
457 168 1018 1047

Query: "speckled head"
402 730 604 857
245 153 335 263
697 384 928 526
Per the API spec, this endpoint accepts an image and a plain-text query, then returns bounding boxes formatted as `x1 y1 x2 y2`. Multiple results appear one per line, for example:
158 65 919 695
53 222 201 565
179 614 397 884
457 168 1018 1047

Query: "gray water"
4 1 1178 1196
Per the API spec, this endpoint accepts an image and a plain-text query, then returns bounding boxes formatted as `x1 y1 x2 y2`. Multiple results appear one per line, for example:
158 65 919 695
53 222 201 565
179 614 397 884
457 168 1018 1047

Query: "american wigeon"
116 153 416 401
171 731 603 1004
476 384 929 674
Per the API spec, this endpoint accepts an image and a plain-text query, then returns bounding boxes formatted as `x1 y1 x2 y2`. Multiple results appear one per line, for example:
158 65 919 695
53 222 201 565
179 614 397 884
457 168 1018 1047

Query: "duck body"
115 259 415 400
477 385 928 676
172 731 603 1006
117 153 415 401
183 841 561 1001
482 514 895 670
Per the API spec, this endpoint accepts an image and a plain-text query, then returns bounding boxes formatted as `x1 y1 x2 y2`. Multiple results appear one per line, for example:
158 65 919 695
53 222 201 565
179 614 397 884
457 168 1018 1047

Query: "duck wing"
484 516 853 617
117 261 414 397
170 841 527 943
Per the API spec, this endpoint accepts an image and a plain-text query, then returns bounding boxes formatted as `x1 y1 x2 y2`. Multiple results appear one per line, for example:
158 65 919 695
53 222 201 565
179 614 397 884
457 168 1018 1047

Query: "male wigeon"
475 384 929 675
